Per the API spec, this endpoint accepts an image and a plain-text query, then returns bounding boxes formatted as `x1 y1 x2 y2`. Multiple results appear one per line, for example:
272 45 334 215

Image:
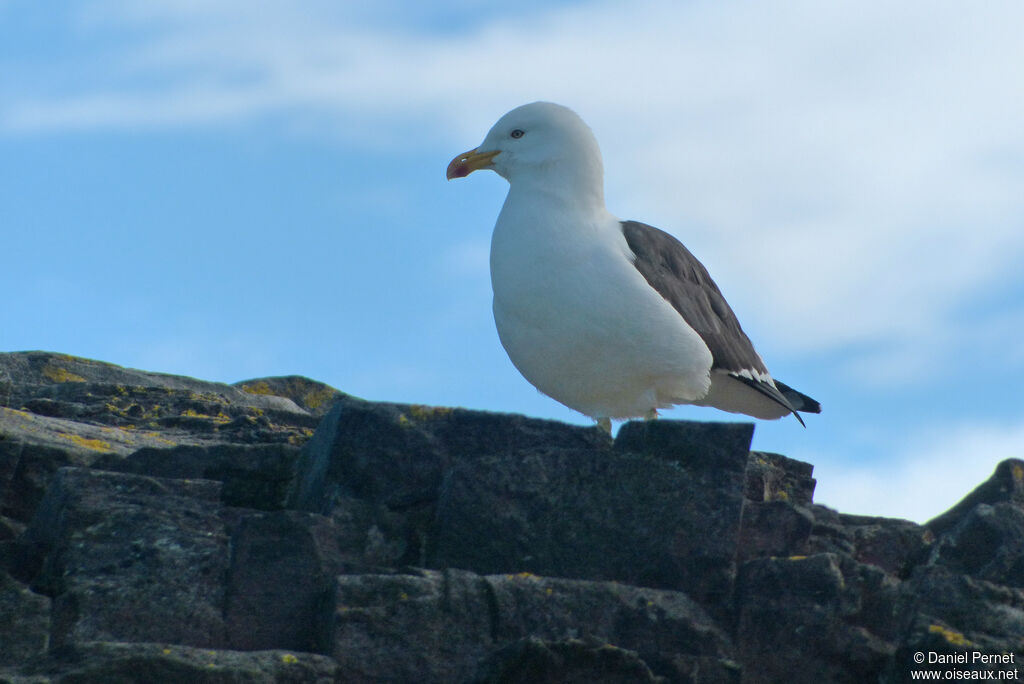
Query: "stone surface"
806 505 930 579
224 510 344 653
743 450 816 505
928 502 1024 587
3 351 1024 683
433 445 743 606
736 500 814 562
25 467 231 648
288 396 610 514
734 553 901 684
926 458 1024 535
471 638 671 684
0 571 50 666
233 375 346 417
884 566 1024 682
2 642 339 683
94 443 302 511
328 569 733 683
0 351 335 531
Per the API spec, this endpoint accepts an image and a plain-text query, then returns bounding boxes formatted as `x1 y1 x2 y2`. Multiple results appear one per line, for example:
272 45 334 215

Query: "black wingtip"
774 379 822 415
731 373 818 427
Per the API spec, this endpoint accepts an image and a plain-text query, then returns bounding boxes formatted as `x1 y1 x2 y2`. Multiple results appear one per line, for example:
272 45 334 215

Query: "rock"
926 458 1024 535
927 502 1024 587
18 466 357 657
328 569 733 683
0 352 311 418
837 514 930 579
23 467 232 648
234 375 347 417
0 353 321 448
1 437 77 526
0 351 341 530
433 439 745 607
806 505 930 578
734 553 900 684
3 642 338 683
0 407 184 460
0 571 49 666
0 515 22 542
471 638 668 684
94 443 302 511
612 419 753 469
328 569 492 682
4 351 1024 683
287 397 617 582
884 567 1024 681
0 407 221 528
483 572 736 682
743 450 816 505
334 495 420 569
736 500 814 562
224 511 344 652
288 397 610 514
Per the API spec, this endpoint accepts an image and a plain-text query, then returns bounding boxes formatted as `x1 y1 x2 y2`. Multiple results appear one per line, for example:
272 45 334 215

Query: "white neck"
504 159 606 214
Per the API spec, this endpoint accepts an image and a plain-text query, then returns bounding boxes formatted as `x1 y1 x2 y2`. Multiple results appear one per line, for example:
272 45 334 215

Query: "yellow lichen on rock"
508 572 538 580
928 623 973 647
408 405 453 421
302 387 334 409
180 409 231 423
189 391 228 405
143 431 177 446
2 407 32 418
239 381 273 396
42 365 86 383
57 433 113 452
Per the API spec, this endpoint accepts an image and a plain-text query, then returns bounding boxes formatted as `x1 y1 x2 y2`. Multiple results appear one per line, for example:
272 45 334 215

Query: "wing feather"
621 220 816 421
622 220 768 376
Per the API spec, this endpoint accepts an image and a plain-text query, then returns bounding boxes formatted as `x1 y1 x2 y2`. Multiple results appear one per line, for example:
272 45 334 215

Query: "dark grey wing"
622 220 768 376
621 220 814 420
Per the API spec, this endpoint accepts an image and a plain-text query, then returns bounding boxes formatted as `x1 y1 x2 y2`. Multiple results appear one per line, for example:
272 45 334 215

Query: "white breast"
489 190 713 420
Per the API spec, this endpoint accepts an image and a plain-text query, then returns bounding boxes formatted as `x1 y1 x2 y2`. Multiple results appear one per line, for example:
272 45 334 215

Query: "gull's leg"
644 408 659 421
596 417 612 434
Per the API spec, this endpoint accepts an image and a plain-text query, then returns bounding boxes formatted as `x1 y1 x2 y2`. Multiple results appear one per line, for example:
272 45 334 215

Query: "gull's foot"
644 408 659 421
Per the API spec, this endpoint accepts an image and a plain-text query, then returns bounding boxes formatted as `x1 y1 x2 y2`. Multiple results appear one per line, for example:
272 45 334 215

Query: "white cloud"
814 420 1024 523
4 0 1024 390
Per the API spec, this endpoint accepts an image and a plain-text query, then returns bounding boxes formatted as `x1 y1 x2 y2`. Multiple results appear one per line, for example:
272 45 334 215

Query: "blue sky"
3 0 1023 522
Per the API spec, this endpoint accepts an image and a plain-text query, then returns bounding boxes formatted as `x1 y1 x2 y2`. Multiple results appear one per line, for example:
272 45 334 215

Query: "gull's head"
446 102 604 189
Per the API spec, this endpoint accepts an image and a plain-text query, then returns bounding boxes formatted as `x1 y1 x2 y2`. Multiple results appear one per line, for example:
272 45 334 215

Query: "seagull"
447 101 819 433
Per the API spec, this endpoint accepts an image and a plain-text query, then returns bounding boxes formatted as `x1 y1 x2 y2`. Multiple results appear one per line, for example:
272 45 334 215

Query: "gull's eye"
510 129 525 139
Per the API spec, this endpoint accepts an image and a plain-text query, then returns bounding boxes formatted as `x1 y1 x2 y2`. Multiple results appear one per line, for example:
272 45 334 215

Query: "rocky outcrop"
1 351 1022 683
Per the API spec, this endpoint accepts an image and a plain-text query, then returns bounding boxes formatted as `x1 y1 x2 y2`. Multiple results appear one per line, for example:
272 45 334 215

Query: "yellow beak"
446 148 500 180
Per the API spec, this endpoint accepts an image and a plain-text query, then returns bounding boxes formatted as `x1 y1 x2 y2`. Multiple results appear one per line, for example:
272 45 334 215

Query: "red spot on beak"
446 148 499 180
447 156 471 179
